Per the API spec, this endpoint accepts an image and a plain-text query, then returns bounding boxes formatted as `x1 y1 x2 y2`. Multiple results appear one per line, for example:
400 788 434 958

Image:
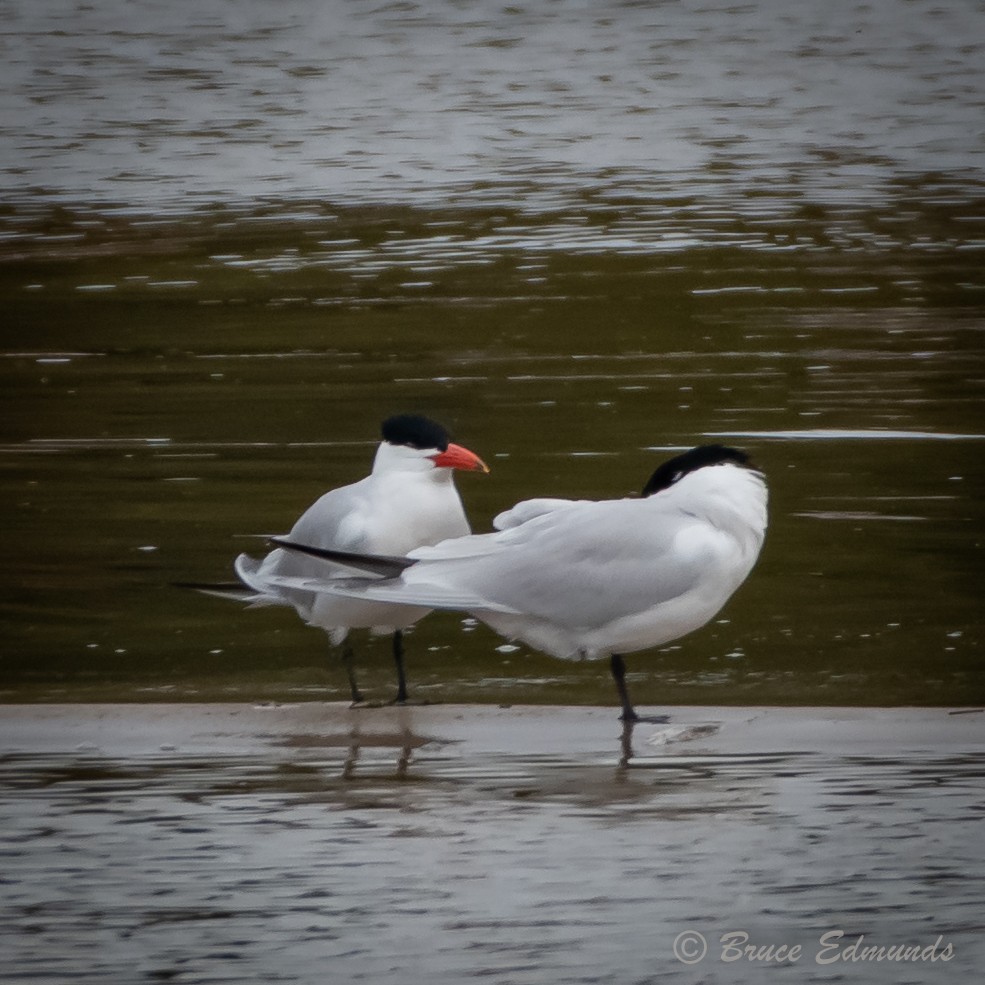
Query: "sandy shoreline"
3 702 982 985
2 702 981 759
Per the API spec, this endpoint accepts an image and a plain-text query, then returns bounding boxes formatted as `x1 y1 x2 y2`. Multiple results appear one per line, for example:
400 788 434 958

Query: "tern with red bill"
270 445 767 721
183 415 488 703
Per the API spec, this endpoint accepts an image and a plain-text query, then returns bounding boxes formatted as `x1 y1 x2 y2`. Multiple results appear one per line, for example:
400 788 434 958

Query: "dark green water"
1 0 983 706
2 189 982 706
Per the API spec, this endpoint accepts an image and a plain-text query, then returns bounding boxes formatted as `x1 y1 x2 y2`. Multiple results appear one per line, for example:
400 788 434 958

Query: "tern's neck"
671 464 768 541
371 441 447 479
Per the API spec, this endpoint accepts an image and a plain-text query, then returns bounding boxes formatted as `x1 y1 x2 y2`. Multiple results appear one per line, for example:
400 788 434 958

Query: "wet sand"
2 701 981 759
1 703 982 984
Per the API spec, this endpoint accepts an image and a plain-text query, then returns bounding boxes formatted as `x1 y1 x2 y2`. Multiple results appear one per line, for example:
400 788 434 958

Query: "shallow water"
0 704 982 984
1 0 983 706
3 0 984 207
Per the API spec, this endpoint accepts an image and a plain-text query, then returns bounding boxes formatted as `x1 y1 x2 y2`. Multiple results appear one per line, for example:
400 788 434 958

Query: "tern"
183 414 488 703
269 445 767 720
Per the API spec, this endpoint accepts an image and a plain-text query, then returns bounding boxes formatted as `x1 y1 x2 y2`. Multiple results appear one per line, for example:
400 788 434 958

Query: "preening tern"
271 445 767 720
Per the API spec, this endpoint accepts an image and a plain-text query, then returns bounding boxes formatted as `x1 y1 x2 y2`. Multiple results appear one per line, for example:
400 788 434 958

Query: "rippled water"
1 704 982 985
3 0 984 207
3 193 982 706
2 8 982 983
1 0 983 706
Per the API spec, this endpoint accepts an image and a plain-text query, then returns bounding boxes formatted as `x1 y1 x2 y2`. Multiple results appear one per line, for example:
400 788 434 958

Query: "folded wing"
278 496 731 630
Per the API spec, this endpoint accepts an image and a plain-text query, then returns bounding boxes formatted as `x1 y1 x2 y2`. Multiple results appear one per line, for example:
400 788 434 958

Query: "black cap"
642 445 750 497
381 414 450 451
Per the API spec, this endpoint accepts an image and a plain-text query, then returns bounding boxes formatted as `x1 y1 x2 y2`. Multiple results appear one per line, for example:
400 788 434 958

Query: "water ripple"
1 705 981 984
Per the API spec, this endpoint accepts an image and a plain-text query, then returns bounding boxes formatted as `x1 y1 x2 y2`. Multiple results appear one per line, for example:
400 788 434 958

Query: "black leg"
610 653 639 722
619 719 635 768
392 630 408 704
341 642 364 705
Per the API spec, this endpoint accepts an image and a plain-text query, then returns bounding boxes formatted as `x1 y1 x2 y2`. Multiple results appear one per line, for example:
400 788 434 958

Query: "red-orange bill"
432 443 489 473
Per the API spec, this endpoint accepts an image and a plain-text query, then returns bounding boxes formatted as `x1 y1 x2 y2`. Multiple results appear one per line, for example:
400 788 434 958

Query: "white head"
641 444 768 540
372 414 489 476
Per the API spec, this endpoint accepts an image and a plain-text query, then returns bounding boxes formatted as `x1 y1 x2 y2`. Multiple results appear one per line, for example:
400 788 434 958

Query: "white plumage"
223 415 487 702
274 445 767 720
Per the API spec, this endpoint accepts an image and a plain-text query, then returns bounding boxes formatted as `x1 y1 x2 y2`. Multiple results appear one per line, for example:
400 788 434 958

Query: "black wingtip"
173 581 244 591
270 538 417 577
642 444 751 497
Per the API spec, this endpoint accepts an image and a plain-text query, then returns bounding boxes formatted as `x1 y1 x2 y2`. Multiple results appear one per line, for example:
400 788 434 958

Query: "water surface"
1 0 983 705
1 704 981 984
3 0 983 207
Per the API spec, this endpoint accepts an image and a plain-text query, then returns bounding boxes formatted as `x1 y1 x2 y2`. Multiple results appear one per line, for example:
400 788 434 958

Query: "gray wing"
493 497 585 530
332 498 727 630
446 499 718 628
235 479 374 611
